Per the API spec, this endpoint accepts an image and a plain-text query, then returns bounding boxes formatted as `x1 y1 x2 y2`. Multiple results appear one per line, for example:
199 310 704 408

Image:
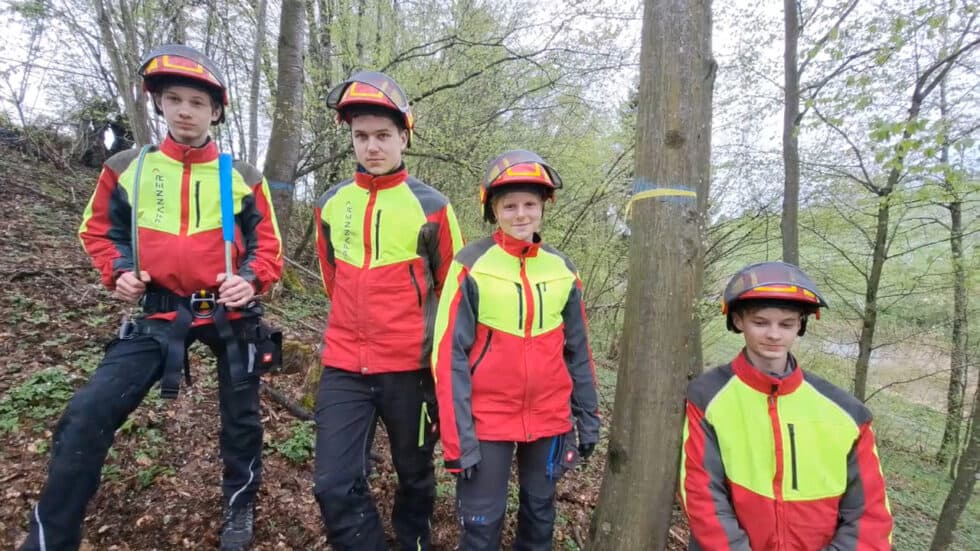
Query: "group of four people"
19 43 892 551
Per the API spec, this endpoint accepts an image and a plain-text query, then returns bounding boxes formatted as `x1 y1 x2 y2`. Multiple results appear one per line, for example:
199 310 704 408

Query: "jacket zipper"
768 386 786 547
408 264 422 307
194 180 201 228
518 253 535 439
470 330 493 375
788 423 798 491
374 209 382 260
535 282 545 329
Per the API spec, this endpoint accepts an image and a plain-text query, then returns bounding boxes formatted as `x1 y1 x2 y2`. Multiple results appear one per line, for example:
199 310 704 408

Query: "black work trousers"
20 321 263 551
456 438 569 551
313 367 438 551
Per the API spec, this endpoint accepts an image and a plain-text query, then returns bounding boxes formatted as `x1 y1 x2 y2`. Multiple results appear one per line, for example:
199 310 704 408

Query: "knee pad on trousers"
514 488 556 550
314 479 386 551
313 475 373 528
458 497 507 550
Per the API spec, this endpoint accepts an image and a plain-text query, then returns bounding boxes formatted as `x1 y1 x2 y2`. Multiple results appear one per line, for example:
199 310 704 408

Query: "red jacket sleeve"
825 422 893 550
237 175 283 293
432 263 480 472
428 203 464 297
315 204 335 298
680 400 751 551
78 164 132 290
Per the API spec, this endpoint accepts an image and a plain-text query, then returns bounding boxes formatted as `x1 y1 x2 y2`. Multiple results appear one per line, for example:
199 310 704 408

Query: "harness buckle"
118 315 137 340
190 290 218 319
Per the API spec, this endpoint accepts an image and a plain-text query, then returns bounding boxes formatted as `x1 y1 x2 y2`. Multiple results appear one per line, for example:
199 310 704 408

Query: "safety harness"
119 145 278 398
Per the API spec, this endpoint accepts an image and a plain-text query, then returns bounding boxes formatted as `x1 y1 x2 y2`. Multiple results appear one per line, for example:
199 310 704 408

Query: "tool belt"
118 287 282 399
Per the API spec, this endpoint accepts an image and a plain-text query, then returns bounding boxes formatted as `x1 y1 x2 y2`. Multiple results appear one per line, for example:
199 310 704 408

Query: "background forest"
0 0 976 549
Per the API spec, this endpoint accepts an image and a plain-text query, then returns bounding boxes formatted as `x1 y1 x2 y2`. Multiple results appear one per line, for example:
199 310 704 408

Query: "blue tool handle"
218 153 235 275
219 153 235 243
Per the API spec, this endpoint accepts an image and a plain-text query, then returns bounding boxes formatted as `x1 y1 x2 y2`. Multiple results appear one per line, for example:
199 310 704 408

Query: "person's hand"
578 442 595 461
459 463 479 480
217 273 255 308
114 271 150 303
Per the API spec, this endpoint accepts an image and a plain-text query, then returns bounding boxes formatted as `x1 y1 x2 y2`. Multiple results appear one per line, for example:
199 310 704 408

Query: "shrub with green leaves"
271 421 316 464
0 368 74 434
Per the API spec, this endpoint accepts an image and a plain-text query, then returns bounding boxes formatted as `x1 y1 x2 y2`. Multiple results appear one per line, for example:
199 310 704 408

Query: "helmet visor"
723 262 828 310
140 45 226 103
327 71 411 116
481 150 563 196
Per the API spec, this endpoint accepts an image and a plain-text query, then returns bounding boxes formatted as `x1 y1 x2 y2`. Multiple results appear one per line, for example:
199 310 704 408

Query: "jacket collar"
493 228 541 258
159 133 219 163
732 349 802 396
354 164 408 190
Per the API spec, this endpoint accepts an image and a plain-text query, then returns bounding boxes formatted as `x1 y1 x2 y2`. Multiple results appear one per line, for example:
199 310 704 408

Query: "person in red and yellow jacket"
681 262 893 551
312 71 464 551
20 44 282 551
433 150 600 550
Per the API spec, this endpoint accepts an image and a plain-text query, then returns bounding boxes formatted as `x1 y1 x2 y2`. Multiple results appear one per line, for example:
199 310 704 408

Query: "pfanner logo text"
342 201 353 260
153 169 166 226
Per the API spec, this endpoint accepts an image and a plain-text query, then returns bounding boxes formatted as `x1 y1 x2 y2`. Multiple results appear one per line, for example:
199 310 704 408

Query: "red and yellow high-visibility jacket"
315 165 463 373
433 230 600 471
681 351 893 550
79 135 283 322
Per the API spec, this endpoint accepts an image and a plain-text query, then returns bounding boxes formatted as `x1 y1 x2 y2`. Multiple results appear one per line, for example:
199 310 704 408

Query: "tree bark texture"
853 195 889 401
248 0 268 166
781 0 801 266
91 0 151 145
936 82 969 467
935 197 969 464
588 1 713 549
263 0 306 251
929 381 978 551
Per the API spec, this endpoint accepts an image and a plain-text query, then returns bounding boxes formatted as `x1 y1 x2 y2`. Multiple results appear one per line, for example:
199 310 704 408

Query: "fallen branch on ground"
260 380 313 421
284 255 323 281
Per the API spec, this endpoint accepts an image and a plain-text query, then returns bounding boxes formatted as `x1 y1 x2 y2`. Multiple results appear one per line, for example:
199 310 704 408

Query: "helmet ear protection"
480 150 562 223
139 44 228 125
721 262 828 337
327 71 414 147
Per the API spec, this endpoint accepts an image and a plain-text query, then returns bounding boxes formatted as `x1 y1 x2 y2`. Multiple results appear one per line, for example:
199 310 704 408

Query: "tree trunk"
935 79 969 468
853 195 889 401
248 0 268 166
851 26 979 402
263 0 306 250
589 1 713 549
929 380 979 551
935 196 969 464
91 0 151 145
164 0 187 43
781 0 800 266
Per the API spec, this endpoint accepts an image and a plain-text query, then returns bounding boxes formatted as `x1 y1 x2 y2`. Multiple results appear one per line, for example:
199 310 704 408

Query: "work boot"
220 500 255 551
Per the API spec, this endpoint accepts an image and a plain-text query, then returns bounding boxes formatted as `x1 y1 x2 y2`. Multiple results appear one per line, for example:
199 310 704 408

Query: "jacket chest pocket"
475 274 525 333
782 420 854 499
530 276 572 333
189 179 233 233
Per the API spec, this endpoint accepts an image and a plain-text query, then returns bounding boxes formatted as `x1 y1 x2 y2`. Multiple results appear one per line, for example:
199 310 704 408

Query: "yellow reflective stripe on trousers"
418 401 429 448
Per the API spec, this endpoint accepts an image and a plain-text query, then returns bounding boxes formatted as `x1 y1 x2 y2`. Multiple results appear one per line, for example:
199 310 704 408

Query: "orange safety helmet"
479 150 563 223
139 44 228 124
722 261 828 336
326 71 414 146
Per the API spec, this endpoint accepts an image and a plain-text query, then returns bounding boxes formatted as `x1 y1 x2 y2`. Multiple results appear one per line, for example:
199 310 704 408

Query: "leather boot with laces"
220 500 255 551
